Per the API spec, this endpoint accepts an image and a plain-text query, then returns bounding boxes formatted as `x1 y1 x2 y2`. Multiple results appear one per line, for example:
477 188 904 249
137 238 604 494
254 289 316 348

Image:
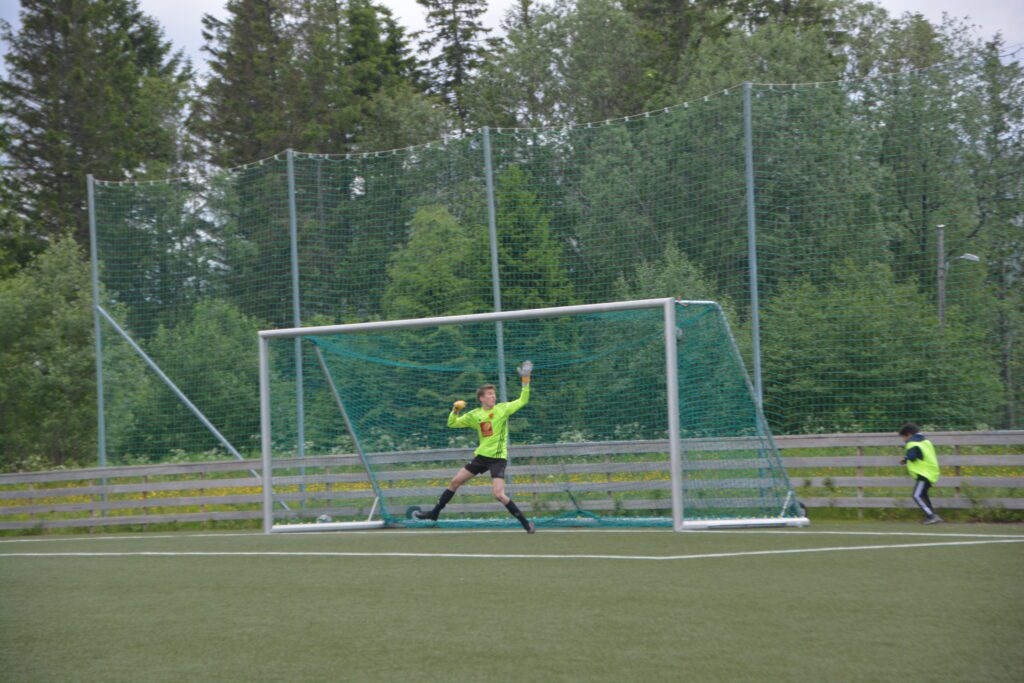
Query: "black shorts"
464 455 508 479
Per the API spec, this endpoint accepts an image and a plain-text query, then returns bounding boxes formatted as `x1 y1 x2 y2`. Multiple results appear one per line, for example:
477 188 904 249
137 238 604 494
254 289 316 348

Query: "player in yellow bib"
413 361 535 533
899 423 942 524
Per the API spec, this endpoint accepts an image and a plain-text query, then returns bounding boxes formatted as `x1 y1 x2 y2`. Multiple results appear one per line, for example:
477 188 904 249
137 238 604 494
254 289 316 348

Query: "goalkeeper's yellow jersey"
447 384 530 460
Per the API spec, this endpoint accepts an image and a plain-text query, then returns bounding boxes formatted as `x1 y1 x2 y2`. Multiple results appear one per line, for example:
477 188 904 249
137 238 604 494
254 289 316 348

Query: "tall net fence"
93 60 1022 464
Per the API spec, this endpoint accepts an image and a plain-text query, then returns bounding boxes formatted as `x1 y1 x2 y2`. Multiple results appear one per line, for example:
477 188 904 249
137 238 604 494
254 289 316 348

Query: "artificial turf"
1 521 1022 682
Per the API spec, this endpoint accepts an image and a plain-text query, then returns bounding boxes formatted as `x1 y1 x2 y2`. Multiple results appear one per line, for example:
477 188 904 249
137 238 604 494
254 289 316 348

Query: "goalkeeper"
413 361 536 533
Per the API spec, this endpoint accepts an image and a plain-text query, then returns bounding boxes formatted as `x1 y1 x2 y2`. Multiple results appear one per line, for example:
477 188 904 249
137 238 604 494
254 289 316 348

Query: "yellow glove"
452 400 466 412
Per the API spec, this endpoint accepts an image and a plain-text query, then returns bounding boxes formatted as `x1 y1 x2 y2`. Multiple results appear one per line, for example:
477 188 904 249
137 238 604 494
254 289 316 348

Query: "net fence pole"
743 82 764 409
482 127 508 403
87 175 107 469
937 222 946 325
663 301 684 530
286 149 306 461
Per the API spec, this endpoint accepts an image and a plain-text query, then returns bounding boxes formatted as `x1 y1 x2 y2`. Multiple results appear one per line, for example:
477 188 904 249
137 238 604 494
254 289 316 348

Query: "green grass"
2 521 1023 682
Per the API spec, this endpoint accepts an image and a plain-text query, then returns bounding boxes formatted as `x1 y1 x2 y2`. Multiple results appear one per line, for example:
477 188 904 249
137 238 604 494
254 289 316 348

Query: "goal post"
259 298 809 533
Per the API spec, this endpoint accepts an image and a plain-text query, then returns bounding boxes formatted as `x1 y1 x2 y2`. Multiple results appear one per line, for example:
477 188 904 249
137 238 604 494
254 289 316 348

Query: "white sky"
1 0 1021 74
133 0 512 70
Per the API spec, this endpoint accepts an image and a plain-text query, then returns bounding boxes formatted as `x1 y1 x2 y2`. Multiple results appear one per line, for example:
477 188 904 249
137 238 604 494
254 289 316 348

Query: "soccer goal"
258 298 808 532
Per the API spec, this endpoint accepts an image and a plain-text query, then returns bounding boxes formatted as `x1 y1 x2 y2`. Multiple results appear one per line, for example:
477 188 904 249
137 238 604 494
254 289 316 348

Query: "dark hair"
476 384 496 399
898 423 920 436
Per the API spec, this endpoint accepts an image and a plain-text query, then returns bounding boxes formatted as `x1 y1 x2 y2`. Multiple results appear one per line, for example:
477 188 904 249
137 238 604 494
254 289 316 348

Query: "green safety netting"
91 60 1018 470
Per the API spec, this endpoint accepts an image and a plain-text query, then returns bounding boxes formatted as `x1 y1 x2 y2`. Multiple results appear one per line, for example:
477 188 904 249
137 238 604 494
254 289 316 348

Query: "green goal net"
259 300 807 530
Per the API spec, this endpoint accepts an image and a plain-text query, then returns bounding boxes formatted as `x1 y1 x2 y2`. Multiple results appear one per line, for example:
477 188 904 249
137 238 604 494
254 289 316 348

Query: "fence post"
142 475 149 518
199 470 207 522
856 446 864 519
953 445 961 500
91 474 100 531
605 452 613 500
743 83 764 408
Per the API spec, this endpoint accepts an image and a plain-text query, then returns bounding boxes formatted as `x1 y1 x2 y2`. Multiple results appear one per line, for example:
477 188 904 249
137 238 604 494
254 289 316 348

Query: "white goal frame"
258 298 809 533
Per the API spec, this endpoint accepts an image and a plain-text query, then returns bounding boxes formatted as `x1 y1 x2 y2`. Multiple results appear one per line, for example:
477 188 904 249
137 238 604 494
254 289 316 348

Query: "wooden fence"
1 431 1021 531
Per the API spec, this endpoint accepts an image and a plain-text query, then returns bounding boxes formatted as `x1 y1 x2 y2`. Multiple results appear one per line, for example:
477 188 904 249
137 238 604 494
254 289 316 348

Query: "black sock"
433 488 455 514
504 500 530 529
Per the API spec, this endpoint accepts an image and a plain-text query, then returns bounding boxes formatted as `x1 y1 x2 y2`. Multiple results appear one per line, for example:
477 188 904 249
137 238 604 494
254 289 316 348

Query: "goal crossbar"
258 298 705 339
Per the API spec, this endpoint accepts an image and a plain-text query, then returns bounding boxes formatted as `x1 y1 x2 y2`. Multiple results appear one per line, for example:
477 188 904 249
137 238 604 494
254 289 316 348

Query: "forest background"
1 0 1021 470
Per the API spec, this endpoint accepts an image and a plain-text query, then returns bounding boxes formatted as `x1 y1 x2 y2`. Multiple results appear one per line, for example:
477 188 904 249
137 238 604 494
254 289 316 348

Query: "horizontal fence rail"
1 431 1022 530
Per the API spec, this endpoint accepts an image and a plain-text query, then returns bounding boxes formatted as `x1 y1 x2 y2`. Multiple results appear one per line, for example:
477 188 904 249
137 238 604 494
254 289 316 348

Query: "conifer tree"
194 0 295 166
0 0 190 242
288 0 354 152
415 0 495 126
196 0 431 160
493 165 575 310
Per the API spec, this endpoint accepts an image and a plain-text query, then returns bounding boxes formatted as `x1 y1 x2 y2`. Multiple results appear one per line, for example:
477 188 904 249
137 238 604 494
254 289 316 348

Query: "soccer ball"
316 514 332 524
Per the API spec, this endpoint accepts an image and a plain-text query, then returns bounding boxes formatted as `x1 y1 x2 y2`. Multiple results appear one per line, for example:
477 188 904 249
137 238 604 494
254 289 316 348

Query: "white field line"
0 532 260 544
2 538 1023 561
6 528 1024 544
684 529 1024 539
2 528 1024 544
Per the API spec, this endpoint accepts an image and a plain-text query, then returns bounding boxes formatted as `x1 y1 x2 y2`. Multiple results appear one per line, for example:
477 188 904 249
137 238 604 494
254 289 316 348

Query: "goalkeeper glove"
453 400 466 412
517 360 533 384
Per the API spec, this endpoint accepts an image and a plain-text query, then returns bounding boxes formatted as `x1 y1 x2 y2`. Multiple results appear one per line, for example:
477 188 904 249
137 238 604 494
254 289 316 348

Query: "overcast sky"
1 0 1021 76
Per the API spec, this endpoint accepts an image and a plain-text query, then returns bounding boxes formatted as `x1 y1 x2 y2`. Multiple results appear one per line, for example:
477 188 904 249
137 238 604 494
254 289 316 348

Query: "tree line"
1 0 1021 469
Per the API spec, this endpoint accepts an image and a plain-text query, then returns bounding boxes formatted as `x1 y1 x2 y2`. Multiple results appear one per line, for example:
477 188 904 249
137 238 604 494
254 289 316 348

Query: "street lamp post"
936 224 981 325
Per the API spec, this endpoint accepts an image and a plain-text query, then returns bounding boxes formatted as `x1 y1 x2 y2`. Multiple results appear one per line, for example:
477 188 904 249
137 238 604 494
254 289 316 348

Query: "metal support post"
286 149 305 459
87 175 107 468
96 307 248 464
482 127 508 403
743 83 764 408
936 223 946 325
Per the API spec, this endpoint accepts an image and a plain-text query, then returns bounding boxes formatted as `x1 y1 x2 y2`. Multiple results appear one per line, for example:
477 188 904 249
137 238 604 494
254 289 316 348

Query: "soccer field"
2 522 1022 682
